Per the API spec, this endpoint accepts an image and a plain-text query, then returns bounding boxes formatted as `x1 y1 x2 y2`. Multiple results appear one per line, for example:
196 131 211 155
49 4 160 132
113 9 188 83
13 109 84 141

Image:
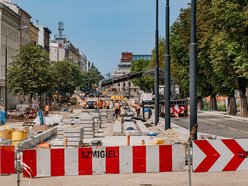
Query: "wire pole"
164 0 170 130
154 0 160 125
190 0 197 139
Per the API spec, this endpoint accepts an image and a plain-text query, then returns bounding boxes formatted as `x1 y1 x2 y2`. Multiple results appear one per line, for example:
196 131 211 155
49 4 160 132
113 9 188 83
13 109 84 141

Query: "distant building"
50 22 86 70
35 21 51 52
80 52 88 72
113 52 152 97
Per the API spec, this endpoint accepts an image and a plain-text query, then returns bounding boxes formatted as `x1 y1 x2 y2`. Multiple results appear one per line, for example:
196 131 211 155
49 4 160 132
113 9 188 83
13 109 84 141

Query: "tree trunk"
227 95 237 115
210 95 217 111
197 96 203 110
239 89 248 118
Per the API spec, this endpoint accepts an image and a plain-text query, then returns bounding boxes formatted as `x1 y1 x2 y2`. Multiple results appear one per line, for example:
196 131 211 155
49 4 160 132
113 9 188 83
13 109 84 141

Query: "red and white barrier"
193 139 248 172
0 146 15 174
23 144 185 178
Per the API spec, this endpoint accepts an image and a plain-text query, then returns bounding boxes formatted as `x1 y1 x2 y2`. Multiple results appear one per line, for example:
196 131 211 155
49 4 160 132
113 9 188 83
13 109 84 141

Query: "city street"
172 111 248 139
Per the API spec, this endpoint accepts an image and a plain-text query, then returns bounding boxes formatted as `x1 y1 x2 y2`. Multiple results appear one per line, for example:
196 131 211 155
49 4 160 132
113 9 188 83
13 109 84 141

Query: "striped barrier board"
193 139 248 172
0 146 15 174
23 144 185 178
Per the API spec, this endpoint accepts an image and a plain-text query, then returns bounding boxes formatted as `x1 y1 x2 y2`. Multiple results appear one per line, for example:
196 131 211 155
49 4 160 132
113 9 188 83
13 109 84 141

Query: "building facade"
29 22 39 45
35 21 51 52
0 2 21 108
0 0 31 46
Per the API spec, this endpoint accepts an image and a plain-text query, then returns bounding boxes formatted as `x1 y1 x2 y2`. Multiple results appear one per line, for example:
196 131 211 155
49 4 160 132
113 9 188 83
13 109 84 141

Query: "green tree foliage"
208 0 248 116
51 60 82 95
151 38 166 69
154 0 248 116
8 45 52 98
130 59 154 92
170 8 191 97
80 64 104 91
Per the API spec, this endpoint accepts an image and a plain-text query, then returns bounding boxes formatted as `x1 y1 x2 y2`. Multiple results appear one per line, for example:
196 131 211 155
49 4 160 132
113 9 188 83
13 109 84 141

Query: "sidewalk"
202 110 248 121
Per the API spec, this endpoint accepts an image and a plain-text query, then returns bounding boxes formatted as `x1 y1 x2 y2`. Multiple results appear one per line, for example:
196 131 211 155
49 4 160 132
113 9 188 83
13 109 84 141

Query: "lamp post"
5 25 28 113
154 0 160 125
164 0 171 130
190 0 197 139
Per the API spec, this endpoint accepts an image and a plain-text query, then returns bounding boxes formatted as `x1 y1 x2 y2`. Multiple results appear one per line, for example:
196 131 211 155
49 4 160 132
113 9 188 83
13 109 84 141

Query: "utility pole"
154 0 160 125
190 0 197 139
164 0 171 130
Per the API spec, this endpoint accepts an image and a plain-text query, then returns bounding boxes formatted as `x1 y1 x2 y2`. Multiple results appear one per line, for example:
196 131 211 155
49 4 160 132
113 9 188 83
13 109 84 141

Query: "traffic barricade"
22 144 185 178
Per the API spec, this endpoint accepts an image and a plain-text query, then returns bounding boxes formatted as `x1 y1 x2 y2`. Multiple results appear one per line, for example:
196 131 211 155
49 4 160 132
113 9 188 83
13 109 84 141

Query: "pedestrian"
44 104 49 116
0 106 6 125
114 100 120 119
38 109 44 125
106 100 110 109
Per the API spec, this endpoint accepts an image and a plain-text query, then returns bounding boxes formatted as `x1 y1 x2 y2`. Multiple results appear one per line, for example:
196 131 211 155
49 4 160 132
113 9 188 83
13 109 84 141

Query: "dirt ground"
1 171 248 186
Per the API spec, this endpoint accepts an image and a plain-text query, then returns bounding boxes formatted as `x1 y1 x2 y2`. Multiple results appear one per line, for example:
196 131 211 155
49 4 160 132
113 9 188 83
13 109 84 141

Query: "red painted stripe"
51 149 65 176
0 146 15 174
194 140 220 172
106 146 119 174
23 149 37 177
78 148 92 175
159 145 172 172
133 146 146 173
222 139 245 171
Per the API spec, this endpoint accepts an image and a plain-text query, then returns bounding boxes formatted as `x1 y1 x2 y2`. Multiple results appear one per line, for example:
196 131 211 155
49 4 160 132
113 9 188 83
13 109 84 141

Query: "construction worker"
44 104 49 116
106 100 110 109
114 100 120 119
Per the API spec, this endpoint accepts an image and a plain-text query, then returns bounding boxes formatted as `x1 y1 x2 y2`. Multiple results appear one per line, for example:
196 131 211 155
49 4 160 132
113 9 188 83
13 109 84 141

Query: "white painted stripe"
65 148 78 176
146 145 159 173
227 127 237 131
193 142 205 171
37 149 50 177
239 130 248 134
217 125 225 128
209 140 232 172
92 146 106 174
120 146 132 174
172 144 185 171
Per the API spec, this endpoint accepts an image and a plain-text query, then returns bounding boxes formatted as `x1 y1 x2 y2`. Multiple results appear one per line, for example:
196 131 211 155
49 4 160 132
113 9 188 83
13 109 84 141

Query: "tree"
8 45 52 99
80 64 104 91
51 60 82 95
208 0 248 117
130 59 154 92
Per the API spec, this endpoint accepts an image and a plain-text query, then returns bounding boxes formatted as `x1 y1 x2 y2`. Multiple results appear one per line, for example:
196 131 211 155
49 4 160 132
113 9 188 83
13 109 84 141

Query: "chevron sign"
193 139 248 172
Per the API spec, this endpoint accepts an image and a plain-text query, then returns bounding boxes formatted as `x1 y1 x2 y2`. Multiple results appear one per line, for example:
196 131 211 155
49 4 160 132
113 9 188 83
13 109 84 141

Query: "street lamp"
164 0 171 130
5 25 28 113
154 0 160 125
190 0 198 139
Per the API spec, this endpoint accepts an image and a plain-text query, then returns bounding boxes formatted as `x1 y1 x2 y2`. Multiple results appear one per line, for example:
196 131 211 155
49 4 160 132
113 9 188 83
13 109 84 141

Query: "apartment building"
0 2 21 108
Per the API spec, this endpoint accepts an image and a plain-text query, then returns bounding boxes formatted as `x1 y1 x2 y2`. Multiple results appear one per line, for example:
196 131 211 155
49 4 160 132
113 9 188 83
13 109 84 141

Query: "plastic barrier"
0 145 15 174
23 144 185 178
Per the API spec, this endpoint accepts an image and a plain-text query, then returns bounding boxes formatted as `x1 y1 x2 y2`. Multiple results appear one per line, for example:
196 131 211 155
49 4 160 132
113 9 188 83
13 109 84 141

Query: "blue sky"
15 0 190 76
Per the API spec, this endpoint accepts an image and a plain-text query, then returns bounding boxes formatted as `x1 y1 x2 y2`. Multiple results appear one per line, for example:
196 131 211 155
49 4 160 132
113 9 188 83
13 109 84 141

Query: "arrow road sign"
193 139 248 172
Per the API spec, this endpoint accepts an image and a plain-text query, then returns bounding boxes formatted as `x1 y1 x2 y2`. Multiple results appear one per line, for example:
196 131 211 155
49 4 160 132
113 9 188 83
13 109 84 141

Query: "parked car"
85 101 96 109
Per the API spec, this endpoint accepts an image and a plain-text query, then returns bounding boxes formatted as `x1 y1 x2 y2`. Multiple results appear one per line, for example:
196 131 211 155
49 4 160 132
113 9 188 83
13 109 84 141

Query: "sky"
14 0 190 76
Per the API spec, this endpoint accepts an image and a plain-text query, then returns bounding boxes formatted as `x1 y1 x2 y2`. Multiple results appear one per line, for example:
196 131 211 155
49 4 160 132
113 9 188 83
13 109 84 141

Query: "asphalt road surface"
172 111 248 139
